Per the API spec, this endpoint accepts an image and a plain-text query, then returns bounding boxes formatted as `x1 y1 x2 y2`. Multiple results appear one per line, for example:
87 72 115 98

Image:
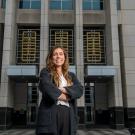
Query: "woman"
36 46 83 135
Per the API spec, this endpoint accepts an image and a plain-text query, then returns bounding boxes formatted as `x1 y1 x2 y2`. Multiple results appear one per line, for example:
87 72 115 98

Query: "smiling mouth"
56 59 63 62
55 60 61 63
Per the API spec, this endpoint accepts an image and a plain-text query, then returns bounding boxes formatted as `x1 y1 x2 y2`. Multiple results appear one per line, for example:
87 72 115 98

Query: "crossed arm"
39 69 83 102
58 87 70 101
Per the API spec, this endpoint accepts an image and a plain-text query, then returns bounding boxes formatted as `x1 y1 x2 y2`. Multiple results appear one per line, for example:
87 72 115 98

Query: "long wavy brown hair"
46 46 73 87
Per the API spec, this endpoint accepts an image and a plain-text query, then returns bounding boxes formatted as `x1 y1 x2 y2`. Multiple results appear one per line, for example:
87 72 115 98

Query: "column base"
109 107 125 129
78 107 85 128
124 108 135 128
0 107 13 130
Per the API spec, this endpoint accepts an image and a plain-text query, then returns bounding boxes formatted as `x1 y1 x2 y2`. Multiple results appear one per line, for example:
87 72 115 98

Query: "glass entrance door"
27 104 37 126
27 83 38 126
85 82 95 124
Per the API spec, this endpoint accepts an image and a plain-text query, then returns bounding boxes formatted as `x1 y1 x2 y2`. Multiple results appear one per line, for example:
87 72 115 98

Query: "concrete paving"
0 128 130 135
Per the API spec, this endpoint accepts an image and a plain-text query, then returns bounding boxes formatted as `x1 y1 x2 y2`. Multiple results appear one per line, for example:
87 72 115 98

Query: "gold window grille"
83 29 106 65
17 28 40 65
49 28 74 64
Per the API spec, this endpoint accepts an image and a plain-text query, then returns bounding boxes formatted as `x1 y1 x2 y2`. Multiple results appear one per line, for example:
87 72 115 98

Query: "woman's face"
52 48 65 67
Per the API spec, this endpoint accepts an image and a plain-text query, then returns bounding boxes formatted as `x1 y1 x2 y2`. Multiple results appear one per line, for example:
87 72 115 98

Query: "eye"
53 53 57 56
59 52 64 55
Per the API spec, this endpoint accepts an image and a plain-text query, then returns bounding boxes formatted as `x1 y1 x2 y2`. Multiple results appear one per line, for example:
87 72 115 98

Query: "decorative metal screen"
83 28 106 65
49 28 74 64
17 28 40 65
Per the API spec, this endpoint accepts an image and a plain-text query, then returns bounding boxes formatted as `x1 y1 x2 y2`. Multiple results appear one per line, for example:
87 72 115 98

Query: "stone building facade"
0 0 135 130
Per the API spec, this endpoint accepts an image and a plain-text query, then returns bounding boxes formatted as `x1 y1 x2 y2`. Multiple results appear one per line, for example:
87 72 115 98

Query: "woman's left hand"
58 93 69 101
59 87 67 94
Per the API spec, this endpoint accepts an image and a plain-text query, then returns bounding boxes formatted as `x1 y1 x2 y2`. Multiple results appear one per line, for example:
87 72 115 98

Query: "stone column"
0 24 4 82
120 0 135 128
106 0 124 129
38 0 49 104
0 0 2 8
0 0 16 129
40 0 49 70
75 0 85 126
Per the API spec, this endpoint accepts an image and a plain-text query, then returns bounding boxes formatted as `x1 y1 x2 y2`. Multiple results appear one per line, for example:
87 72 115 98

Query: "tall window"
17 27 40 65
49 28 74 64
1 0 6 8
117 0 121 10
83 28 106 65
19 0 41 9
0 24 4 79
49 0 74 10
83 0 103 10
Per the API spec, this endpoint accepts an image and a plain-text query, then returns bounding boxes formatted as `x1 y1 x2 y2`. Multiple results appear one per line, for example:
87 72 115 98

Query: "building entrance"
85 79 111 127
13 83 38 127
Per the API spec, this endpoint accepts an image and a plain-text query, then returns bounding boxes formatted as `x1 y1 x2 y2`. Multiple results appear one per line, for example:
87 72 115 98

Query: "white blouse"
56 74 70 107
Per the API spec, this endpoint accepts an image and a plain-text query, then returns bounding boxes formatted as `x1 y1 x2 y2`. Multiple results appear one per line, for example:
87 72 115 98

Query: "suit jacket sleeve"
64 72 83 100
39 68 62 101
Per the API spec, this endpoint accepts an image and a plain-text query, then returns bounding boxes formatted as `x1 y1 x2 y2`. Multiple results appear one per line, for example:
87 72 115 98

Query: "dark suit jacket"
36 68 83 135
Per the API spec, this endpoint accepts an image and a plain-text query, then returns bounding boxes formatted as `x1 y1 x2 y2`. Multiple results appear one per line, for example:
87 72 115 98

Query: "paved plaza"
0 128 130 135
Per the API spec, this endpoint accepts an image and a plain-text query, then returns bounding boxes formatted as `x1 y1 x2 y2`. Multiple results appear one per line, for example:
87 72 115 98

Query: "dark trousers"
56 105 70 135
38 105 70 135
